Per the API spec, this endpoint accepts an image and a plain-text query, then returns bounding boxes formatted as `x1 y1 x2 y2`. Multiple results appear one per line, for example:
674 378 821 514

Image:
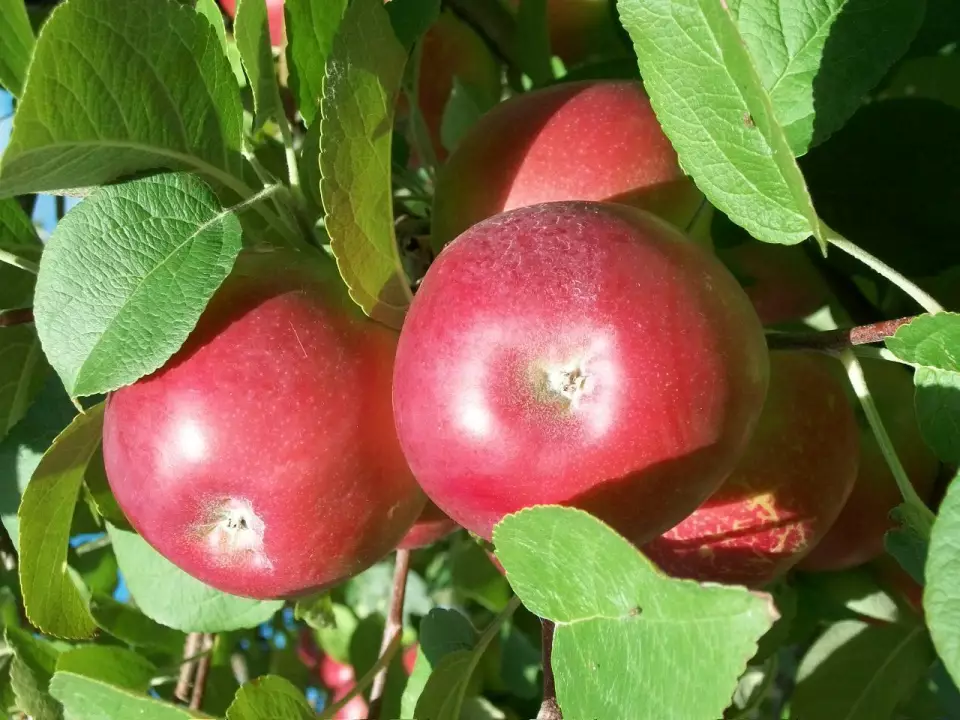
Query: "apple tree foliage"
0 0 957 718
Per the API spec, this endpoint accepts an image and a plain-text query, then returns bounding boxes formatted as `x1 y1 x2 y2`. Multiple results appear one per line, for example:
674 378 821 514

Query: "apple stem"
367 549 411 718
0 249 39 275
765 315 917 352
824 227 944 315
0 308 34 327
840 349 935 521
538 620 563 720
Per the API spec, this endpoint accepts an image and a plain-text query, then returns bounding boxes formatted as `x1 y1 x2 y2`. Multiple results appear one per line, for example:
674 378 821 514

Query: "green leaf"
34 173 243 398
515 0 553 85
0 325 51 440
225 675 314 720
402 608 477 718
50 671 205 720
284 0 347 127
448 540 512 612
887 313 960 371
439 78 499 156
83 445 132 529
494 506 777 719
878 54 960 110
733 0 925 154
235 0 286 130
18 403 104 639
385 0 440 49
343 559 432 624
886 502 933 586
89 595 186 655
792 619 935 719
913 367 960 464
319 0 411 329
6 626 62 720
56 646 156 692
313 603 358 663
0 0 34 98
0 376 78 549
293 592 335 631
0 198 43 311
107 523 282 633
925 475 960 689
617 0 823 247
0 0 243 198
414 650 475 720
194 0 246 87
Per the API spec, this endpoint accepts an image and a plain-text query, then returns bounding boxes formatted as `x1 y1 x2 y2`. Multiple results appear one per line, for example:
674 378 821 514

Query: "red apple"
220 0 285 47
798 359 939 572
102 249 426 599
402 644 418 675
319 653 355 691
393 201 769 547
643 351 860 587
718 241 831 327
430 80 704 251
398 500 460 550
330 686 369 720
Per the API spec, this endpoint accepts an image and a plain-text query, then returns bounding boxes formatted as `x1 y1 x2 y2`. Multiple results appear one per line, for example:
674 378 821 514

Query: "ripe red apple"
220 0 285 47
798 359 939 572
398 500 460 550
718 241 831 327
102 249 426 599
393 201 769 547
430 80 704 251
402 643 418 675
643 351 860 587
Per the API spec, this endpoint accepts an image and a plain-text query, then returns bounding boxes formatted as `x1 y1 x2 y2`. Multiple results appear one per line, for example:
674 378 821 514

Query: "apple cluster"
100 3 938 605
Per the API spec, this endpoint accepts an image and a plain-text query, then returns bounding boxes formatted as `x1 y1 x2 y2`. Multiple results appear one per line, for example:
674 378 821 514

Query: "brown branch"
537 620 562 720
0 308 33 327
765 316 916 352
190 634 215 711
367 549 411 719
174 633 202 704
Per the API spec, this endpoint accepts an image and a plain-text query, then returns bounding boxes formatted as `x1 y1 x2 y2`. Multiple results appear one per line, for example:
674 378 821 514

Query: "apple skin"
643 351 860 587
220 0 285 47
798 358 939 572
102 249 426 600
397 500 460 550
393 201 769 547
718 241 831 327
430 80 703 251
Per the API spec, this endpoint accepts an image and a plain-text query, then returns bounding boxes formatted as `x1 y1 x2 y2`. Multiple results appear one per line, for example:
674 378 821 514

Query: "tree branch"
189 634 215 711
174 633 202 704
765 316 916 352
368 549 411 718
0 308 34 328
537 619 562 720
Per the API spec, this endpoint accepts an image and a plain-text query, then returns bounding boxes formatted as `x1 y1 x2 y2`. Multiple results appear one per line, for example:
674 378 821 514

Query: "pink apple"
398 500 460 550
430 80 703 250
644 351 860 587
393 201 769 547
103 249 426 599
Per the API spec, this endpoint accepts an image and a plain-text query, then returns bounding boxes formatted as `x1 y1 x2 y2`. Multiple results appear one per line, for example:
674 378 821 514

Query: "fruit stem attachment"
0 249 39 275
368 549 411 718
0 308 34 327
824 227 944 315
318 631 403 720
538 620 562 720
765 316 917 352
840 349 935 522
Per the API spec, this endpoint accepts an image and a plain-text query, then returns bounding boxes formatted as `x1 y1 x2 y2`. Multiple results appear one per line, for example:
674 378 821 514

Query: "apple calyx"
534 358 593 410
198 497 272 569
